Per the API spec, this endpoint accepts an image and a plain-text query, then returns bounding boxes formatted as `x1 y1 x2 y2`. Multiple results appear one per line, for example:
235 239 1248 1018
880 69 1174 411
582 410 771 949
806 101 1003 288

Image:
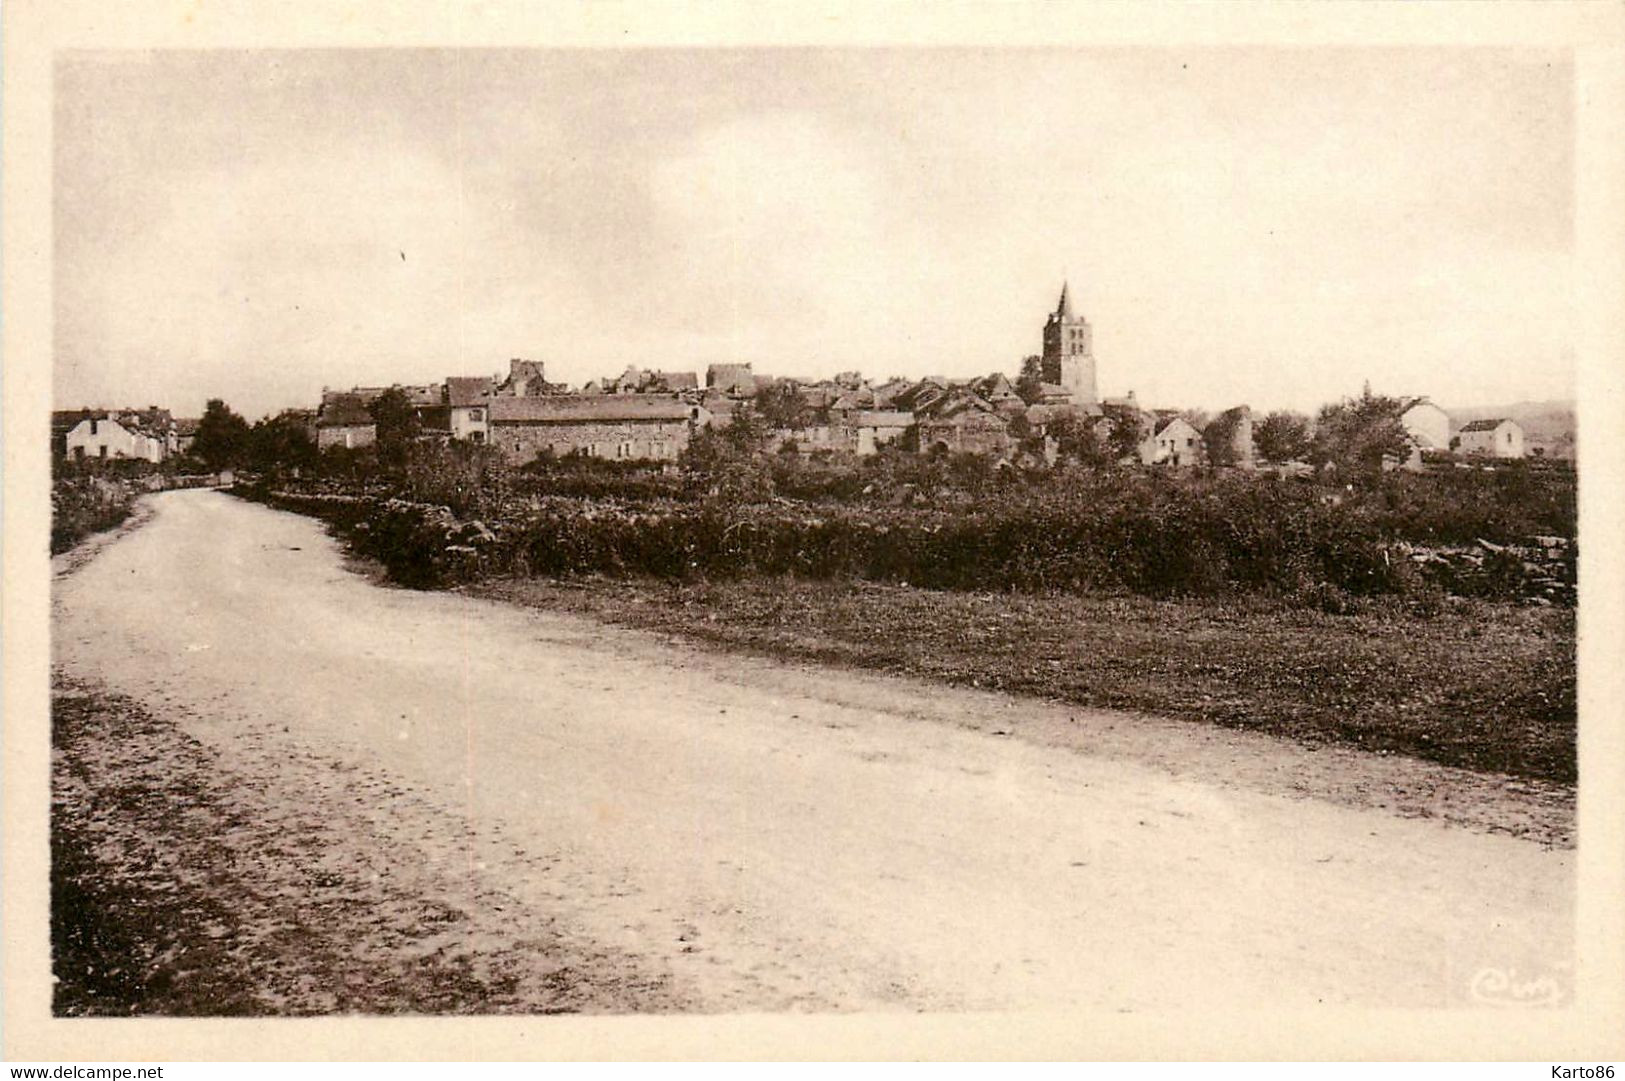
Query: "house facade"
843 410 914 456
445 376 495 443
64 414 168 462
1457 418 1525 458
314 392 377 450
487 395 700 463
1140 416 1202 466
1400 401 1451 451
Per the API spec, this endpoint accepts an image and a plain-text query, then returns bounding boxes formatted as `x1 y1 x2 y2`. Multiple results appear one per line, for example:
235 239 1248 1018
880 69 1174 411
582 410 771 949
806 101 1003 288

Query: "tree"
1100 405 1146 463
1254 410 1312 465
678 409 773 502
248 411 318 474
1046 410 1108 467
191 398 251 469
1015 355 1045 405
369 387 421 470
1202 408 1248 468
1310 386 1421 480
754 383 813 430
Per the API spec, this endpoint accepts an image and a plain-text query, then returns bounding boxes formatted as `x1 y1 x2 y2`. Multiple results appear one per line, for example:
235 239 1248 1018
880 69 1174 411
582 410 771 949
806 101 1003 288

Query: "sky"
54 48 1575 421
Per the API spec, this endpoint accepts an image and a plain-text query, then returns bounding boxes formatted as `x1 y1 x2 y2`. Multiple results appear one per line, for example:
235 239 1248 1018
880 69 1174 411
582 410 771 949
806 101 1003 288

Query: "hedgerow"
242 464 1575 607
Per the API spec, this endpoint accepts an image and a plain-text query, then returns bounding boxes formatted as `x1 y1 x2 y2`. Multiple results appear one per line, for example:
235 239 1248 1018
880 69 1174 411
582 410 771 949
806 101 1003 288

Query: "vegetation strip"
466 576 1576 789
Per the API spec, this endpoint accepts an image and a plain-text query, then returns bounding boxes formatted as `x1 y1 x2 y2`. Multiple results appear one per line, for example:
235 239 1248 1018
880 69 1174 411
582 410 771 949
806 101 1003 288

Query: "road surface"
52 490 1574 1011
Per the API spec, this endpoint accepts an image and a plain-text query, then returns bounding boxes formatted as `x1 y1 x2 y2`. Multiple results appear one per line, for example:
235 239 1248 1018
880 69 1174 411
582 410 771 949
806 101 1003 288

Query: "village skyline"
54 48 1574 422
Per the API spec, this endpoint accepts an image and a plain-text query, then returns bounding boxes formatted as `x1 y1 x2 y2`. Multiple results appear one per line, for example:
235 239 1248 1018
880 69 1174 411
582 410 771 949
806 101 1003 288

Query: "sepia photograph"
7 2 1625 1065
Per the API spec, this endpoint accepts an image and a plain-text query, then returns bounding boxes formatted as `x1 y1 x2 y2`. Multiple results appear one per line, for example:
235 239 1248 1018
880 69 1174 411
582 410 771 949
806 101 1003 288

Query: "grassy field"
471 577 1576 785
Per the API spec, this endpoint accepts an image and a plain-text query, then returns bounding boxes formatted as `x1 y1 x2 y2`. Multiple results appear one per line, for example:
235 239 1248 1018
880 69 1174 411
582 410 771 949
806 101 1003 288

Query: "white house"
1140 415 1202 466
445 376 495 444
1395 400 1452 471
1457 418 1525 458
64 414 166 463
1400 401 1451 451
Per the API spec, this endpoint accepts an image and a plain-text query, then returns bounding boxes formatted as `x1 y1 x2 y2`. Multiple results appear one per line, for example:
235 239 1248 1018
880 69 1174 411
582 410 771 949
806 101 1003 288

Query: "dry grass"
472 577 1576 785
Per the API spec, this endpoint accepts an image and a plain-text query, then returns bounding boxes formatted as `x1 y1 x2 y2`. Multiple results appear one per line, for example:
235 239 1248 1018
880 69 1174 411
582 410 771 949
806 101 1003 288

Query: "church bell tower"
1041 281 1097 404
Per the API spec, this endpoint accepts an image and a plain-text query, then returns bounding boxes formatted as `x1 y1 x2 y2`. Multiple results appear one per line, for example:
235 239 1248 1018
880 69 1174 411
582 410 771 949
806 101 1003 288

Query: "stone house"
1457 418 1525 458
911 387 1015 457
314 392 377 450
173 417 200 455
487 394 702 464
916 410 1014 457
706 362 758 397
494 358 555 397
839 410 914 455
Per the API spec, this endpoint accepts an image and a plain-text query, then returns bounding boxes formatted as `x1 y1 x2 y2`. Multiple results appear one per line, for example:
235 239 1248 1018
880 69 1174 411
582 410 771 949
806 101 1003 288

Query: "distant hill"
1444 400 1575 458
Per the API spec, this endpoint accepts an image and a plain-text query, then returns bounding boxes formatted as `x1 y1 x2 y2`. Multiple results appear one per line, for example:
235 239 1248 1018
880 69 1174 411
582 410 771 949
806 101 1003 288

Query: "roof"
317 394 375 427
1026 402 1102 424
488 395 695 423
401 384 443 407
446 376 494 407
1153 415 1198 437
1055 281 1074 320
174 418 201 435
1460 418 1515 432
654 371 699 391
850 411 914 428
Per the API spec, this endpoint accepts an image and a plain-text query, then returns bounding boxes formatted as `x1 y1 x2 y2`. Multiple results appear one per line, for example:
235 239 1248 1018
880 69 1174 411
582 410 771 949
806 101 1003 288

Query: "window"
469 408 484 422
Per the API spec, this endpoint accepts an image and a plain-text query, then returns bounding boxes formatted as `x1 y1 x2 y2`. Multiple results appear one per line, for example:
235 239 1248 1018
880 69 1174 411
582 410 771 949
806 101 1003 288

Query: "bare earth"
51 490 1575 1012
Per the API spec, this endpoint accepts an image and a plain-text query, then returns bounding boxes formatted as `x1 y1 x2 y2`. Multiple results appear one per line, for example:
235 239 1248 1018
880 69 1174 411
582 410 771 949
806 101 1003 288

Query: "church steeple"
1040 280 1097 404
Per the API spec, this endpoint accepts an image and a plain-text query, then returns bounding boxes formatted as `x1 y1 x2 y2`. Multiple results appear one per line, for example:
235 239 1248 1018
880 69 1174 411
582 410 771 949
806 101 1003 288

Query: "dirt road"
52 490 1574 1011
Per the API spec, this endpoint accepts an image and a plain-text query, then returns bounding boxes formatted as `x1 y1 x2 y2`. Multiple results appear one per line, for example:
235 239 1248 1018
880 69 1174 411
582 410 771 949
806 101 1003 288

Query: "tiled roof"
446 376 494 407
850 411 914 427
488 395 696 423
317 395 375 427
402 385 443 407
654 371 699 390
1459 418 1512 432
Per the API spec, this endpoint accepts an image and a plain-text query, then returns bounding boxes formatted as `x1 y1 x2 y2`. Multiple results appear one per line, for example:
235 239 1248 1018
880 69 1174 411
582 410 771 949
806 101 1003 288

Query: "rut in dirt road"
52 490 1575 1012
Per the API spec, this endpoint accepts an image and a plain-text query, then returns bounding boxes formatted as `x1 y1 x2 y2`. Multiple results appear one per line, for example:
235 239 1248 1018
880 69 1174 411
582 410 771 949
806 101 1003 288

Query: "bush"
52 474 138 554
243 454 1576 606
